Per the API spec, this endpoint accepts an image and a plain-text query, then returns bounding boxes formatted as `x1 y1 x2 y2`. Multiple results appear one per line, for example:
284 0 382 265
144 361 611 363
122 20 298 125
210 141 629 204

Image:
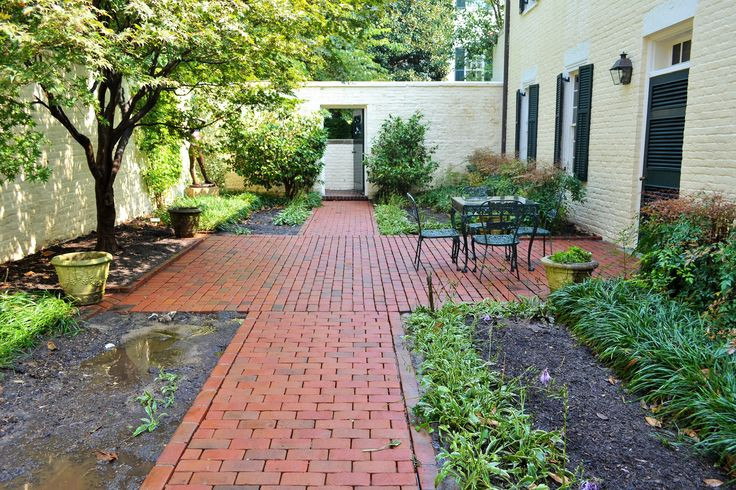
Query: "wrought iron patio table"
450 196 540 272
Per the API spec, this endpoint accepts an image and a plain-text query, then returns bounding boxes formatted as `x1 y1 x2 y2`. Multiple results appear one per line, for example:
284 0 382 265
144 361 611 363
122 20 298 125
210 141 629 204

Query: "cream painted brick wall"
294 82 503 196
0 102 165 263
323 141 357 190
505 0 736 242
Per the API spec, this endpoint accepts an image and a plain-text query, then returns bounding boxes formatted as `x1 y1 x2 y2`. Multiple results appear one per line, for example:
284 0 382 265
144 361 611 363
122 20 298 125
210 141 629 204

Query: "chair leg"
451 238 460 263
543 235 547 256
414 238 423 271
470 239 477 272
513 245 520 279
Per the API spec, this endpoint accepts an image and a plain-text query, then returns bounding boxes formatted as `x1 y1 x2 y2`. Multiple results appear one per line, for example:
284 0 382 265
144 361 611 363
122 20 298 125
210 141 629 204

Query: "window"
556 65 593 180
559 73 579 173
454 47 492 81
515 84 539 161
671 39 691 65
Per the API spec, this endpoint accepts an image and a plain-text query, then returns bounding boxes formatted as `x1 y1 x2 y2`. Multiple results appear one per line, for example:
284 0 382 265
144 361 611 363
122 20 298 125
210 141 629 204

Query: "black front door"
351 109 364 192
641 69 689 204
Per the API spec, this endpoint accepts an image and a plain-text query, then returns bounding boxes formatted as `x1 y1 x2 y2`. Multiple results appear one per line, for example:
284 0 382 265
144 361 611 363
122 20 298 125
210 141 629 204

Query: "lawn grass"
406 300 576 488
0 291 77 366
273 191 322 226
158 192 262 231
550 279 736 468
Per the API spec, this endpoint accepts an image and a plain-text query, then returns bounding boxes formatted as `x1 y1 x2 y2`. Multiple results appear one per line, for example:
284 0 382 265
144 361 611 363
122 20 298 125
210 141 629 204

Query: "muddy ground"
474 316 727 489
0 311 242 489
0 219 196 293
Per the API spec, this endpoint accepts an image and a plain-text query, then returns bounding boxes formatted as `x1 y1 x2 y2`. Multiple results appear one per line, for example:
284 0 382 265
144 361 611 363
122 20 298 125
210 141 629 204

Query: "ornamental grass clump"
406 300 574 488
549 246 592 264
0 291 77 366
159 192 261 231
549 279 736 467
273 191 322 226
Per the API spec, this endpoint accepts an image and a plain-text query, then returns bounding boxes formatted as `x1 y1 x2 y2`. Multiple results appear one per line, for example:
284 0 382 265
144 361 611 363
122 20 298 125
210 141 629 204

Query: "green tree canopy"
0 0 378 250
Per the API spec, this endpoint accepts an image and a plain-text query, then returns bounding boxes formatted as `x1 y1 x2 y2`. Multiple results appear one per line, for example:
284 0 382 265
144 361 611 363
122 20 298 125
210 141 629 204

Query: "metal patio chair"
406 193 460 271
517 191 565 256
469 200 524 279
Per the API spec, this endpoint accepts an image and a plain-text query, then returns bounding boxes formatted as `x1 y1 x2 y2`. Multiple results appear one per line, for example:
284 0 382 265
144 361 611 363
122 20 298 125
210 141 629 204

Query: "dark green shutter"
643 69 688 191
455 48 465 81
553 74 564 165
573 64 593 181
519 0 526 13
515 89 522 156
527 84 539 161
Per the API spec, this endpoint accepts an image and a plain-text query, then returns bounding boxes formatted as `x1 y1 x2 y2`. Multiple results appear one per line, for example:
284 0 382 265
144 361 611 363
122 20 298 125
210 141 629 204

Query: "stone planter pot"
169 206 202 238
51 251 113 305
185 184 219 198
540 255 599 292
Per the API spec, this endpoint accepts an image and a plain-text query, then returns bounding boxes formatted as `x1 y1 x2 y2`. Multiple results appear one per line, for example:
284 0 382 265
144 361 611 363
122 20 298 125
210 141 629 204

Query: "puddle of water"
81 330 183 386
0 449 151 490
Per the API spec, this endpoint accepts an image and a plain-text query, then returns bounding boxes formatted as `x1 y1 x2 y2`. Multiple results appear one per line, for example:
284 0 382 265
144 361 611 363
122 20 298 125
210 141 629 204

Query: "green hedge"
158 192 261 231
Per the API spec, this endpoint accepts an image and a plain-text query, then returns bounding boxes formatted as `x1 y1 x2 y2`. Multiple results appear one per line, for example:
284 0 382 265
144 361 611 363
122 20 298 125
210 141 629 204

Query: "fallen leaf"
41 250 54 257
625 357 638 369
23 271 35 277
704 479 723 487
728 347 735 355
607 375 619 385
95 450 117 463
46 341 57 351
596 412 609 420
701 368 711 376
645 416 662 428
650 404 662 414
548 472 569 485
682 428 700 441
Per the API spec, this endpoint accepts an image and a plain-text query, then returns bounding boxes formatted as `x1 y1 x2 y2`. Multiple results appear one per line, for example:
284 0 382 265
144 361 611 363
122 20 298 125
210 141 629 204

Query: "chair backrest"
547 190 566 222
405 193 422 234
462 186 488 199
476 200 524 237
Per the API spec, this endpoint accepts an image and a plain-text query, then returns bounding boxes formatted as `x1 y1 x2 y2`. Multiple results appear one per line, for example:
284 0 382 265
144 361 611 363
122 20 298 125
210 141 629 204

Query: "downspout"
500 0 511 154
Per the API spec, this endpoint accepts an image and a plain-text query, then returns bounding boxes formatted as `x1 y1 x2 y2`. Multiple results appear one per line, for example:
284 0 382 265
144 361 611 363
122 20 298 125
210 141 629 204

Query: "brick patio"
137 201 630 489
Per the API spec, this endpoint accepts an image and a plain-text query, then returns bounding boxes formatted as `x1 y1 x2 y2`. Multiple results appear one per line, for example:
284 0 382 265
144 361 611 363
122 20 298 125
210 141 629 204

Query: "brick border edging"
389 311 439 490
106 236 207 294
140 313 257 490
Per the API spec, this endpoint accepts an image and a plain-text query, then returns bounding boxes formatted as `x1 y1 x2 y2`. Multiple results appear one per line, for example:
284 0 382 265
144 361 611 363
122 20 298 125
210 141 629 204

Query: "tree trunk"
94 180 118 253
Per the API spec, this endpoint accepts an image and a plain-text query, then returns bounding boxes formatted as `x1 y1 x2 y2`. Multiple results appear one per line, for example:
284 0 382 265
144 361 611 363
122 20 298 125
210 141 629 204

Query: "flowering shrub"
638 194 736 331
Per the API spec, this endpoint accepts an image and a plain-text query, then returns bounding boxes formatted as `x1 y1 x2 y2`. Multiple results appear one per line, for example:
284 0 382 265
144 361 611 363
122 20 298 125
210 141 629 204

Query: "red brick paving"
138 201 631 489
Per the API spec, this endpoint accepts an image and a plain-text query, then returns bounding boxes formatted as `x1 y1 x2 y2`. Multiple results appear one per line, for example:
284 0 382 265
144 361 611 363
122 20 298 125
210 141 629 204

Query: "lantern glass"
610 53 633 85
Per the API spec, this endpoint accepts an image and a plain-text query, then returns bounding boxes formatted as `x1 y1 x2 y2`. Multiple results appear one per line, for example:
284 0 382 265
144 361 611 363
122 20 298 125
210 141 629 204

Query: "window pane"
671 43 681 65
682 40 691 62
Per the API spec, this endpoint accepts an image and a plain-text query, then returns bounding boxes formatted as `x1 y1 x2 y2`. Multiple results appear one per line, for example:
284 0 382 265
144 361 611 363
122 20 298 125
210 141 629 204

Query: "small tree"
229 112 327 199
365 112 439 196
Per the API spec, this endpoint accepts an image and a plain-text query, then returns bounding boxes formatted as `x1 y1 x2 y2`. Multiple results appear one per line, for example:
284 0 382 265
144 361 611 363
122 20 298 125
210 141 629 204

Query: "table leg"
461 228 470 272
527 231 536 271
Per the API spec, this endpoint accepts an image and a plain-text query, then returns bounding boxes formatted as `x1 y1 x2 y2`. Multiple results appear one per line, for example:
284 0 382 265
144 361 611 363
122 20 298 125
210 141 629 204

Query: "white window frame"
521 0 538 14
559 72 579 174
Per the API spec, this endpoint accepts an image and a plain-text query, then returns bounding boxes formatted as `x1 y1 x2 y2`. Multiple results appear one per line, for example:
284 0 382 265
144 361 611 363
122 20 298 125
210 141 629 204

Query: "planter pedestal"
185 185 219 198
51 251 113 305
540 256 599 292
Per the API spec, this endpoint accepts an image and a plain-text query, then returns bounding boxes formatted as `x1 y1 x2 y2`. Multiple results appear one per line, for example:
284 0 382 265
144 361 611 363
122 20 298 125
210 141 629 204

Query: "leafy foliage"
229 111 327 199
549 246 592 264
406 301 574 488
549 279 736 466
374 195 447 235
365 112 439 197
158 192 261 232
455 0 503 59
0 291 77 366
637 194 736 331
273 192 322 227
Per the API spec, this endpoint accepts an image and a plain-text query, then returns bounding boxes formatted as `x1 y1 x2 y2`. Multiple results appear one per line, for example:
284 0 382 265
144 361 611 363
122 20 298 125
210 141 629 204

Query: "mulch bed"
220 207 302 235
474 316 728 489
0 219 198 293
0 311 242 489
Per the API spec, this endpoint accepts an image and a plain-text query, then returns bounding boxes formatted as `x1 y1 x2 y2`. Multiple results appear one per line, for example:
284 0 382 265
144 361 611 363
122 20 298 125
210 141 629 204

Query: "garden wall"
225 81 504 196
0 99 188 264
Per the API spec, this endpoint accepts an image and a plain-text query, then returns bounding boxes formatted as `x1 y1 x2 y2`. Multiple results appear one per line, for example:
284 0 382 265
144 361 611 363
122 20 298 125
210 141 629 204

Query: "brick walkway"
138 201 630 489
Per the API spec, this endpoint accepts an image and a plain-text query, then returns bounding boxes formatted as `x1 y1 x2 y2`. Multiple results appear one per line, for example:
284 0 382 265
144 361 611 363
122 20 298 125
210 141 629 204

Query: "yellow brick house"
498 0 736 241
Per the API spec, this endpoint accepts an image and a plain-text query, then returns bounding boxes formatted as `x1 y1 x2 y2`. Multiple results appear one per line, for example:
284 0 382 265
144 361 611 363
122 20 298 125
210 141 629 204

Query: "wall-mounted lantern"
610 52 633 85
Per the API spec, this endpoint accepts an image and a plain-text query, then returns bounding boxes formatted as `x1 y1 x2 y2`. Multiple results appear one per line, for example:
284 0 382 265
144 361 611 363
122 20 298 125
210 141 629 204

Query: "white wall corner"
643 0 698 37
563 41 591 72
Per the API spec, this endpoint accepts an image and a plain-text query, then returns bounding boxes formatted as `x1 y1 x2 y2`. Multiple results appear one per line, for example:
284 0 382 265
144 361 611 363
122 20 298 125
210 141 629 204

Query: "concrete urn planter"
185 184 219 198
51 251 113 305
540 255 599 292
169 206 202 238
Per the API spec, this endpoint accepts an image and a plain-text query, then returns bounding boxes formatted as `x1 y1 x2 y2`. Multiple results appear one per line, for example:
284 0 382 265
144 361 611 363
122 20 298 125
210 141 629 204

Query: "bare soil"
474 316 727 489
0 219 197 293
0 311 242 489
